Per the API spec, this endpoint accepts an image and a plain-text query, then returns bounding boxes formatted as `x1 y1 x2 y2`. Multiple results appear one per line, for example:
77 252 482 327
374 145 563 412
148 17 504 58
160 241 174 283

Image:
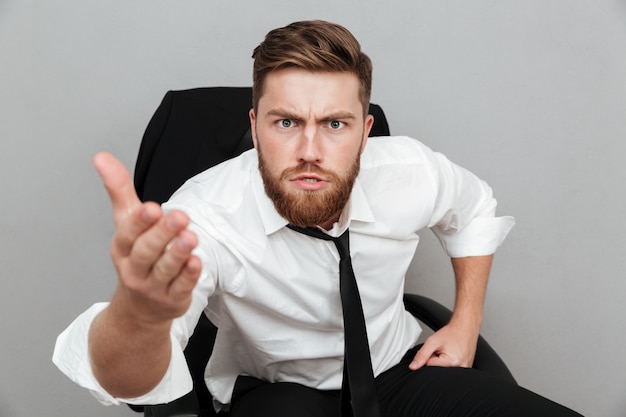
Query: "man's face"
250 68 373 229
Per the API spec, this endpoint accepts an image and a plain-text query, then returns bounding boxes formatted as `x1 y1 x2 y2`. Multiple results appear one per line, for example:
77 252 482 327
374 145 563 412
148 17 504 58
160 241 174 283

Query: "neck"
318 211 342 231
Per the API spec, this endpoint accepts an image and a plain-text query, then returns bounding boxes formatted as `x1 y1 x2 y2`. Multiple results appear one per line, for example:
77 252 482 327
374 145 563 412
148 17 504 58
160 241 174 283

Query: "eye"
328 120 344 130
279 119 293 128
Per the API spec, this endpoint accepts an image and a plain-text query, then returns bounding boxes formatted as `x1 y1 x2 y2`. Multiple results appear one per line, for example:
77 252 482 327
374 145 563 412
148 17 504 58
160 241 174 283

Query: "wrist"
108 287 173 333
448 308 482 338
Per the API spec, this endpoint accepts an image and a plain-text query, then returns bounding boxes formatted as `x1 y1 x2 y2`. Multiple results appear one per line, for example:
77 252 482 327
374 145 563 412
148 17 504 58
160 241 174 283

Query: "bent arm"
408 144 512 370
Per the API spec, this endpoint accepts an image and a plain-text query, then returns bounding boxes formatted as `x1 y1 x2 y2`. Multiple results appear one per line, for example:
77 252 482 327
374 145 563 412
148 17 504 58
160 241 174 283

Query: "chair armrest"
403 293 517 384
129 390 200 417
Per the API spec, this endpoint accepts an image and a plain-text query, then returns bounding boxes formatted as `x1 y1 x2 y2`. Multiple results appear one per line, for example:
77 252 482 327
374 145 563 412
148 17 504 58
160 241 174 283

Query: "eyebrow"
266 108 356 122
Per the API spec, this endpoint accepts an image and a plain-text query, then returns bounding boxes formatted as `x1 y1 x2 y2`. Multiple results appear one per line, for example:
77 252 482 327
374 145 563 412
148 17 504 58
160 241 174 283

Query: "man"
54 20 582 416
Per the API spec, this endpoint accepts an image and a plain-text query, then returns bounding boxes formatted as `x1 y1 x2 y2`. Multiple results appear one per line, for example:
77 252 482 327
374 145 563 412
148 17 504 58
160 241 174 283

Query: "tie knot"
286 225 351 260
333 230 351 259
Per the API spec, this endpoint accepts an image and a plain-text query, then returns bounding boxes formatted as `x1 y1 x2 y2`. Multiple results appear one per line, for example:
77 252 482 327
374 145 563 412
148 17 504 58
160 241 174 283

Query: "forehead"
258 68 362 116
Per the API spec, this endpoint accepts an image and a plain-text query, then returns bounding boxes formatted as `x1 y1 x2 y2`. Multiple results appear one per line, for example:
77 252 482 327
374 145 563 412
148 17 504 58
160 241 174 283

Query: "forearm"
449 254 493 336
88 288 173 398
410 254 494 369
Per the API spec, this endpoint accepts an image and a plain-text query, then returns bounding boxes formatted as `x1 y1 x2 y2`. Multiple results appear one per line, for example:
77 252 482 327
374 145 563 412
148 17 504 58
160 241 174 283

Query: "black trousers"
227 347 583 417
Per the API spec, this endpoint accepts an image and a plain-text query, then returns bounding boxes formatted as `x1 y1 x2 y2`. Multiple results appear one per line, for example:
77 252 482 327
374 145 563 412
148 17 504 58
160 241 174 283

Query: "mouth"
291 173 329 190
296 175 323 181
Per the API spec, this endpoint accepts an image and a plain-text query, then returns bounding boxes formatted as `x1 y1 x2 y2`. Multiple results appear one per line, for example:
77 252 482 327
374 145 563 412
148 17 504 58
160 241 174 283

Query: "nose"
297 125 323 163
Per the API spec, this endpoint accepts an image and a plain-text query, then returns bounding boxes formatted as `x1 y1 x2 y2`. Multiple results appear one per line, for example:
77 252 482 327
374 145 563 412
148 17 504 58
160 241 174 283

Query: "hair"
251 20 373 116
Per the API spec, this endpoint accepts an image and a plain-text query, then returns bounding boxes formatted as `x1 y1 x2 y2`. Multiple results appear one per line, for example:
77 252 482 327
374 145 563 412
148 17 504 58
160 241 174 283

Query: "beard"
258 149 361 228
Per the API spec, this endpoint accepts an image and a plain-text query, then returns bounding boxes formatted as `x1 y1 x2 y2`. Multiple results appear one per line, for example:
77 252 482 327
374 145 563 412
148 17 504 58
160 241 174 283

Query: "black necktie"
287 225 381 417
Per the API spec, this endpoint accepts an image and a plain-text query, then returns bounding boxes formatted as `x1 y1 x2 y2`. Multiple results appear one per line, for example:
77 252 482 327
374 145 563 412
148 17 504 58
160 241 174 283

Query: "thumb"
409 343 437 371
93 152 141 225
423 354 450 367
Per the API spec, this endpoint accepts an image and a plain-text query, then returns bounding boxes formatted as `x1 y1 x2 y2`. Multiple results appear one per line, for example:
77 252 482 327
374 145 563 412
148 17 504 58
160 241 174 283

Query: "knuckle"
177 273 197 293
151 250 187 282
111 232 131 256
152 259 175 279
132 245 157 265
118 268 145 293
123 277 144 293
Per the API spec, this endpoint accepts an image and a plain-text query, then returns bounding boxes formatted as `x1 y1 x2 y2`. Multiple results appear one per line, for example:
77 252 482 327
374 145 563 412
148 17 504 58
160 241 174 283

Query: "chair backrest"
133 87 390 415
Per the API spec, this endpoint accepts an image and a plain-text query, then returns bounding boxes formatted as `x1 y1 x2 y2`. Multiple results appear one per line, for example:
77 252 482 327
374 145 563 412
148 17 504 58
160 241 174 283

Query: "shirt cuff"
52 303 193 406
432 216 515 258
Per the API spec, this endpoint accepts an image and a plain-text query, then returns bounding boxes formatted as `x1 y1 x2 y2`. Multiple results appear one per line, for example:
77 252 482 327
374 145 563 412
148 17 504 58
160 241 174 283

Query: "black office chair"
129 87 516 417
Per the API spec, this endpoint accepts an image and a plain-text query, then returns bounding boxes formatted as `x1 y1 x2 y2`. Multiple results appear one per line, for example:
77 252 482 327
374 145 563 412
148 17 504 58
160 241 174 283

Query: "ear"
249 108 258 149
360 113 374 153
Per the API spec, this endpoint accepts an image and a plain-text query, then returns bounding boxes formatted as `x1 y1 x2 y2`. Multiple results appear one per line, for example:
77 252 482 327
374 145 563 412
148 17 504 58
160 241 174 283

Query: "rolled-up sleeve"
52 303 193 406
433 215 515 258
426 150 515 258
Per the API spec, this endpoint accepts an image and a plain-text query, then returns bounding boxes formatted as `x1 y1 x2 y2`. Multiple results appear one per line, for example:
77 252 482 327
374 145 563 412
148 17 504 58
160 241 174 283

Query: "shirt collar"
252 166 288 235
251 158 375 236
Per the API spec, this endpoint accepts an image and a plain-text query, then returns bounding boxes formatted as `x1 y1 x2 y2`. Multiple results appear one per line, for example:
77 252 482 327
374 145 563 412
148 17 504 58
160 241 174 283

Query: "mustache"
280 162 339 181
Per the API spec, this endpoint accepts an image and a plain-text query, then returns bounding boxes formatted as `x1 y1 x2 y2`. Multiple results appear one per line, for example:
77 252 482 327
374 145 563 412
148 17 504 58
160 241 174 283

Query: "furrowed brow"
266 108 302 121
320 111 356 122
265 108 356 122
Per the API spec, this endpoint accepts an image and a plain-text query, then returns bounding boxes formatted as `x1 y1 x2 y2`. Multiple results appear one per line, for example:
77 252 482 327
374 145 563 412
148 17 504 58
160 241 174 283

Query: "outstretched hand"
408 322 478 370
93 152 202 325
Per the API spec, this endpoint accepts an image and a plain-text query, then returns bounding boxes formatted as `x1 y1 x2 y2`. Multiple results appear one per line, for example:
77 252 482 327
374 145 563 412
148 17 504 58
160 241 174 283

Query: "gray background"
1 1 624 416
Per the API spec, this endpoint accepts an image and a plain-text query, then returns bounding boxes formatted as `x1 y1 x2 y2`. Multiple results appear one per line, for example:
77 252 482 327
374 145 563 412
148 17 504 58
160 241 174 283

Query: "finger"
425 354 452 367
149 228 199 288
409 342 439 370
168 254 202 302
429 353 472 368
126 210 191 279
409 335 444 370
93 152 142 225
111 202 162 258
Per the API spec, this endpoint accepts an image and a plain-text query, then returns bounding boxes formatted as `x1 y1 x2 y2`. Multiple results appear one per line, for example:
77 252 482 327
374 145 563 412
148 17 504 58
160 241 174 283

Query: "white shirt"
53 136 514 408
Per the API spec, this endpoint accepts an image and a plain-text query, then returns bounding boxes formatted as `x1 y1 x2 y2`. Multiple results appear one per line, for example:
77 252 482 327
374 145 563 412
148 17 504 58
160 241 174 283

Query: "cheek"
261 144 286 168
336 145 362 168
258 142 289 176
